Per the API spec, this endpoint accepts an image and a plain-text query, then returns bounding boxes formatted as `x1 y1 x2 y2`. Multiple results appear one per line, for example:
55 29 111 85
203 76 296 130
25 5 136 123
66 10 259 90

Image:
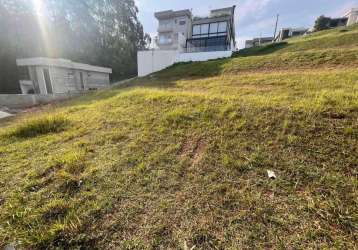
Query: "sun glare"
32 0 53 55
32 0 43 15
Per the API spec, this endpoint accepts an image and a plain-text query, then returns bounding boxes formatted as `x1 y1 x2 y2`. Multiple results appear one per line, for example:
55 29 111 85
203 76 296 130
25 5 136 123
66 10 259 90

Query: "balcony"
185 36 230 53
157 24 173 33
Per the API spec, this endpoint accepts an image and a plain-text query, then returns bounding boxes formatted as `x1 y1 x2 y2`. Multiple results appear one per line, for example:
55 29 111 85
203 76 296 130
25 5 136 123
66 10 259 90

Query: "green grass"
4 115 69 138
0 26 357 249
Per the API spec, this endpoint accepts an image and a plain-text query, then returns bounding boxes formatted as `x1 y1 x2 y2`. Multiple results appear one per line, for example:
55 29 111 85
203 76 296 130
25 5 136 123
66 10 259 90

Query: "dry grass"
0 26 357 249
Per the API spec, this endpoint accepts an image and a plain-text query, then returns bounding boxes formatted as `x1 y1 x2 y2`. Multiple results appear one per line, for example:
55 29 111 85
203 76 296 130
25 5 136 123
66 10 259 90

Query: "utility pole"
259 32 262 46
273 14 279 42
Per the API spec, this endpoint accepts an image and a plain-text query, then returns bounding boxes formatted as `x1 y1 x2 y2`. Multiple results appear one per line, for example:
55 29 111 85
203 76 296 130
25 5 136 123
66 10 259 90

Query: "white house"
275 27 309 42
138 6 237 77
16 58 112 94
155 9 193 51
344 8 358 26
245 37 274 48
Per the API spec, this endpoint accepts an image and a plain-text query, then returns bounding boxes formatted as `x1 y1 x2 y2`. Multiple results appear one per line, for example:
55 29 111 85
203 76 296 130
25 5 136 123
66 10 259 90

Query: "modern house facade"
155 7 236 53
186 7 236 53
16 58 112 94
344 8 358 26
138 6 237 77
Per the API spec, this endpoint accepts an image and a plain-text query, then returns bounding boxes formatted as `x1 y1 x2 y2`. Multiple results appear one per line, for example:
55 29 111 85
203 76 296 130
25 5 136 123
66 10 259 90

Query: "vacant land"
0 26 357 249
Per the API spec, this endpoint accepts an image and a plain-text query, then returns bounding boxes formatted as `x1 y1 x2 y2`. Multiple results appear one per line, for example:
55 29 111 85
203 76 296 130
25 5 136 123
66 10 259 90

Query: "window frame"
192 21 228 38
158 33 172 44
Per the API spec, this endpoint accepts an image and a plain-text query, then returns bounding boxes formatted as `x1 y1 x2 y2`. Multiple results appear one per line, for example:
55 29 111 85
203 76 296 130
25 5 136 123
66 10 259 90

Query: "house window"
179 20 186 25
193 25 201 36
201 24 209 36
158 34 172 44
159 19 172 30
209 23 218 34
192 21 228 38
218 22 227 33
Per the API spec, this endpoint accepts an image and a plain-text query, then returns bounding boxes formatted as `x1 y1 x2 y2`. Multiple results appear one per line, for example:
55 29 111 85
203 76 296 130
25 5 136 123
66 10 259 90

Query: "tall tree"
0 0 150 93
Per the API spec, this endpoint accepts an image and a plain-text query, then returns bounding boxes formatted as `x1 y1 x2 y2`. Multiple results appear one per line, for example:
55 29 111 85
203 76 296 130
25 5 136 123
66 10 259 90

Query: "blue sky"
135 0 358 48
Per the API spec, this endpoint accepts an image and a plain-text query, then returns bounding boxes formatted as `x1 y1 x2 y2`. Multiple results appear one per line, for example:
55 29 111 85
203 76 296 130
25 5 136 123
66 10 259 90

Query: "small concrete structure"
275 28 309 42
16 58 112 94
245 37 274 48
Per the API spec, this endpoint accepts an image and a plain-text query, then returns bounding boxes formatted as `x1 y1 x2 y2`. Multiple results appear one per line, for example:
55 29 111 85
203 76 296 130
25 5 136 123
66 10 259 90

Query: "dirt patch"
0 196 5 206
322 112 347 120
38 164 63 179
179 136 207 166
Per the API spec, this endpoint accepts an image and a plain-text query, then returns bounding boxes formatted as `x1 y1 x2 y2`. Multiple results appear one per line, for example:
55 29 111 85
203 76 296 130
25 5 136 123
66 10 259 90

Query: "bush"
314 15 332 31
7 115 69 138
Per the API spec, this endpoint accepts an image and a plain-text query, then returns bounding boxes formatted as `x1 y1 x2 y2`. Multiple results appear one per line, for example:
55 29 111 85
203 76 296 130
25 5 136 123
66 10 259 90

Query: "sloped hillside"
0 26 357 249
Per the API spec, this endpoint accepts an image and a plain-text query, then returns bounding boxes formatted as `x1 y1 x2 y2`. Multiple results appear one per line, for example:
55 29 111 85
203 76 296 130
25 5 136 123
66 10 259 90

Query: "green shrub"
7 115 69 138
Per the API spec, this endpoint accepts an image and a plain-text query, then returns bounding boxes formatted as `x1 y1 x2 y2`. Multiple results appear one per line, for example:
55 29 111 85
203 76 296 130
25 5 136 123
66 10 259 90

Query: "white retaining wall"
137 50 178 77
137 50 232 77
176 51 233 63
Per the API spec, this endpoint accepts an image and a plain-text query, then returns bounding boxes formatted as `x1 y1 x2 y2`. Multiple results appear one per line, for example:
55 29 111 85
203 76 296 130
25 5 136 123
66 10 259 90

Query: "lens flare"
32 0 43 15
32 0 52 56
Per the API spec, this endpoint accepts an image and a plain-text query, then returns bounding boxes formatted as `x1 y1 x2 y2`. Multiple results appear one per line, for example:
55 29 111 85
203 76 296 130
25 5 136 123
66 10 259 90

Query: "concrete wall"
85 71 110 89
176 51 232 63
137 50 232 77
22 66 110 94
51 67 77 93
0 93 82 109
137 50 178 77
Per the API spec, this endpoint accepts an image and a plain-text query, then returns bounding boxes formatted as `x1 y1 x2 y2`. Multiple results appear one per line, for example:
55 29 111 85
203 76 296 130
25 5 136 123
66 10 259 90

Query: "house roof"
16 58 112 74
192 15 232 25
154 9 192 20
210 6 236 17
252 37 274 42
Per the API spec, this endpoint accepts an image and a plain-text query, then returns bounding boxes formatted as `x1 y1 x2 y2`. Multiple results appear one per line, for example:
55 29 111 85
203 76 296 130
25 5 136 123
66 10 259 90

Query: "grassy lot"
0 26 357 249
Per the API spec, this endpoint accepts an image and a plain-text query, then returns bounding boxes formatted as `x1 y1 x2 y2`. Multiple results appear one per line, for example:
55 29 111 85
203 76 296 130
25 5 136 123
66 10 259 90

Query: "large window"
186 36 229 52
193 25 201 36
192 21 228 38
159 19 172 30
218 22 227 33
158 34 172 44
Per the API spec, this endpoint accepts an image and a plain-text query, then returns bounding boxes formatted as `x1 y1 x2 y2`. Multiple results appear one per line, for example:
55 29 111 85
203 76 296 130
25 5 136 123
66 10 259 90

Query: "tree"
0 0 150 93
314 15 332 31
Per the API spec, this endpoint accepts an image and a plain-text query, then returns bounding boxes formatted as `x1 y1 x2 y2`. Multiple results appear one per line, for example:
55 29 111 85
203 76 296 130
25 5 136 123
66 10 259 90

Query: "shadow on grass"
233 42 289 57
